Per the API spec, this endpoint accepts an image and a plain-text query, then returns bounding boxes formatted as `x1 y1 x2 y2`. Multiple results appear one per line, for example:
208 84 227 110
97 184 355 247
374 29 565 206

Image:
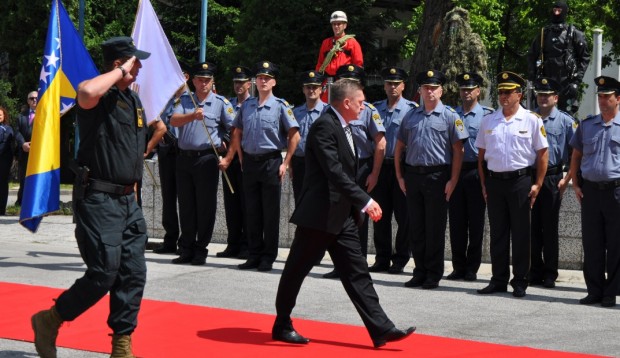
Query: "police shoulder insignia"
227 107 234 114
446 105 456 113
372 113 381 122
455 118 464 132
136 108 144 128
283 100 290 107
540 125 547 137
411 101 420 108
367 103 376 109
572 121 578 129
483 106 494 115
223 98 230 105
174 98 181 106
287 108 295 119
530 111 542 118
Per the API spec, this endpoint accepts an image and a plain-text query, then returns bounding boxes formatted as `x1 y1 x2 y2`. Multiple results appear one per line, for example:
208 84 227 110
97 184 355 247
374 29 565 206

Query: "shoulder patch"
372 113 381 123
227 107 234 115
287 108 296 121
572 121 578 129
540 125 546 137
455 118 465 132
530 111 542 118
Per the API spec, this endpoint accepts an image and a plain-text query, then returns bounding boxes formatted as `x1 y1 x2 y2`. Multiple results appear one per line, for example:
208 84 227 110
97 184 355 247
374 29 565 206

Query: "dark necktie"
344 125 355 154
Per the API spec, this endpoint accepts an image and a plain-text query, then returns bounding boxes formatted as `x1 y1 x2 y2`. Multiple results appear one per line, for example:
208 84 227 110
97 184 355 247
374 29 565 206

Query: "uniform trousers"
157 144 179 250
448 167 486 275
275 217 395 339
242 155 282 264
530 173 563 282
222 156 246 252
372 159 409 266
581 181 620 298
175 153 219 259
405 168 450 282
56 190 147 335
291 155 305 204
486 174 531 289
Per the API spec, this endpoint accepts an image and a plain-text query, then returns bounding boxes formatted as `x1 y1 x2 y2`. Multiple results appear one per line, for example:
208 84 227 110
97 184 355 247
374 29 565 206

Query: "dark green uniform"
55 86 148 335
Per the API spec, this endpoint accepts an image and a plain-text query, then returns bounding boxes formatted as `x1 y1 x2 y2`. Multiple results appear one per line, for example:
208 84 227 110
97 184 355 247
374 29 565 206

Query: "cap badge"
542 79 548 85
202 64 208 69
502 73 509 80
236 67 242 73
464 74 470 80
390 68 396 74
263 62 269 69
599 78 605 85
348 65 354 72
427 70 434 77
309 72 315 78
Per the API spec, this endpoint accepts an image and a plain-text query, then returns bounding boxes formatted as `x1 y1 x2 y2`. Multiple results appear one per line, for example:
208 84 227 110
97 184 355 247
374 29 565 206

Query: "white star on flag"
45 51 59 68
39 68 51 84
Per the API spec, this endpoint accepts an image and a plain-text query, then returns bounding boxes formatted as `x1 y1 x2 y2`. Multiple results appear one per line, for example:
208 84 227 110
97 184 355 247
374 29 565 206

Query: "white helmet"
330 11 348 23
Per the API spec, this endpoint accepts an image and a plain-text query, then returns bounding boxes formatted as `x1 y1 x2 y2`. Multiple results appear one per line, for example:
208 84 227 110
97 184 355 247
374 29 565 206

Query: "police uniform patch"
572 121 578 129
540 125 546 137
287 108 295 119
372 113 381 122
223 98 230 105
368 103 376 109
455 118 464 132
227 107 234 114
137 108 144 128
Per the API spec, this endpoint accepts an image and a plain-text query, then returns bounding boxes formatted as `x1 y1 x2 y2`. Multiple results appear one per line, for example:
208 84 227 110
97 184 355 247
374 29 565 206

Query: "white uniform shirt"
475 105 548 172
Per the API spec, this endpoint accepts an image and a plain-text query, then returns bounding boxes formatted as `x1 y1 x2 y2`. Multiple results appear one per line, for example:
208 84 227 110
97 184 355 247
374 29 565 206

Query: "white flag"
131 0 185 124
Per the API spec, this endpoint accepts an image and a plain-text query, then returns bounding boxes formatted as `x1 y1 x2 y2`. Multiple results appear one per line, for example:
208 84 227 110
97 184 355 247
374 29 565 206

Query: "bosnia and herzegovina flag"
19 0 98 233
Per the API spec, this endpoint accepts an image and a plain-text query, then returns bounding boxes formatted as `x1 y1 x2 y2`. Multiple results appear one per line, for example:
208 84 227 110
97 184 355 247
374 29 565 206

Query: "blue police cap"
534 77 561 94
232 66 253 81
255 61 279 78
416 69 445 86
301 71 324 85
456 72 483 89
335 64 365 82
192 62 217 78
381 67 408 82
595 76 620 94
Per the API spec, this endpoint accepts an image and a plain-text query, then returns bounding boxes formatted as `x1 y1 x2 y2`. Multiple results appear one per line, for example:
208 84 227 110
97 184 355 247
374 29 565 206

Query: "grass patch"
4 202 73 216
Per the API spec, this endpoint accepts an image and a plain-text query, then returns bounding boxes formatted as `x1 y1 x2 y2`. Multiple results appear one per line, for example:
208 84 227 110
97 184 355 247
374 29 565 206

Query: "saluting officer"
291 70 327 202
447 72 493 282
570 76 620 308
220 61 300 272
170 61 234 266
394 69 467 289
475 71 549 298
530 77 576 288
370 67 418 274
323 64 386 279
217 65 254 259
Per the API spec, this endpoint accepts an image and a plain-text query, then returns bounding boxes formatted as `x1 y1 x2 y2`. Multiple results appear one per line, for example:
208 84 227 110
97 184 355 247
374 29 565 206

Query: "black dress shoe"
601 296 616 308
257 261 273 272
238 258 260 270
543 278 556 288
368 262 390 273
153 245 177 254
388 264 405 274
446 271 465 280
216 248 239 258
529 278 544 286
463 272 477 281
171 255 193 264
579 294 602 305
237 250 249 260
512 286 526 298
272 322 310 344
477 283 507 294
191 256 207 266
422 279 439 289
323 269 340 279
373 326 416 348
404 276 425 288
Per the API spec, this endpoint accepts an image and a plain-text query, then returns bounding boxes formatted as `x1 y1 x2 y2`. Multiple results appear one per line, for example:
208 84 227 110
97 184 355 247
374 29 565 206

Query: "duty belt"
533 165 563 177
405 164 449 175
487 168 531 180
89 179 134 195
178 149 216 157
243 151 281 162
583 179 620 190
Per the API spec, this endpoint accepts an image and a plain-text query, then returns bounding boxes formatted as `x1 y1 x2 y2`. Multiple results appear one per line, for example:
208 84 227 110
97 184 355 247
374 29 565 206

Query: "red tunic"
315 35 363 77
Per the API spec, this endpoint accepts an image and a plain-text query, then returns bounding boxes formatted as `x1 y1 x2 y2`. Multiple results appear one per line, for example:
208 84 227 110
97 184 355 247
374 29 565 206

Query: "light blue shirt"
373 97 418 158
233 95 299 155
570 112 620 182
456 103 493 163
537 107 575 167
398 101 469 166
293 100 327 157
349 102 385 159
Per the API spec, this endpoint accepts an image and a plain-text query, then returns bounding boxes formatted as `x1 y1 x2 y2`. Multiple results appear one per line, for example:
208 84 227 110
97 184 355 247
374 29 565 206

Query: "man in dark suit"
14 91 37 206
272 79 415 348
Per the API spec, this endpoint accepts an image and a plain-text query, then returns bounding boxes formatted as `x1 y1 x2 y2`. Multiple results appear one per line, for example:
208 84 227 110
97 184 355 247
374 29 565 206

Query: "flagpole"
200 0 207 62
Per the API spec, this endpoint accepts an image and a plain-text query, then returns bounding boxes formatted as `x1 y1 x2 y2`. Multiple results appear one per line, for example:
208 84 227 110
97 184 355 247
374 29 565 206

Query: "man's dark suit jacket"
290 108 370 235
15 110 33 157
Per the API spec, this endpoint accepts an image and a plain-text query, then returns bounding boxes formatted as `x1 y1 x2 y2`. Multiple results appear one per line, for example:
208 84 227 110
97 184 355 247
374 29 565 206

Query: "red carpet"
0 282 604 357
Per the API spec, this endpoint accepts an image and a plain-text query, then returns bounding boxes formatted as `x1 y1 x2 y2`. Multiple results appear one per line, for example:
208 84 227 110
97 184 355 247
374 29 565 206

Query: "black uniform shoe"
237 250 249 260
238 258 260 270
216 248 239 258
477 283 507 294
323 269 340 279
543 278 556 288
272 320 310 344
372 326 416 348
388 264 405 274
368 262 390 273
446 271 465 280
404 276 425 288
512 286 526 298
257 261 273 272
601 296 616 308
171 255 193 264
153 245 177 254
463 272 477 281
529 278 544 286
191 256 207 266
422 279 439 289
579 295 602 305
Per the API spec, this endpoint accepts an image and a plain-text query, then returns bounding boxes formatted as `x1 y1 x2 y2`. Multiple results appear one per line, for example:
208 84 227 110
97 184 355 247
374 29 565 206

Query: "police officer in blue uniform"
395 69 468 289
217 65 254 259
170 61 234 266
530 77 576 288
31 36 151 356
475 71 549 298
291 70 327 202
322 64 386 279
570 76 620 308
220 61 300 272
370 67 417 274
152 63 190 255
447 72 493 282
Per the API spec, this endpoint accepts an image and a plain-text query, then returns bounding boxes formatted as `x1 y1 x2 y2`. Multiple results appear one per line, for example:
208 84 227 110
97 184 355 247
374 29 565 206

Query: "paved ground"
0 215 617 357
